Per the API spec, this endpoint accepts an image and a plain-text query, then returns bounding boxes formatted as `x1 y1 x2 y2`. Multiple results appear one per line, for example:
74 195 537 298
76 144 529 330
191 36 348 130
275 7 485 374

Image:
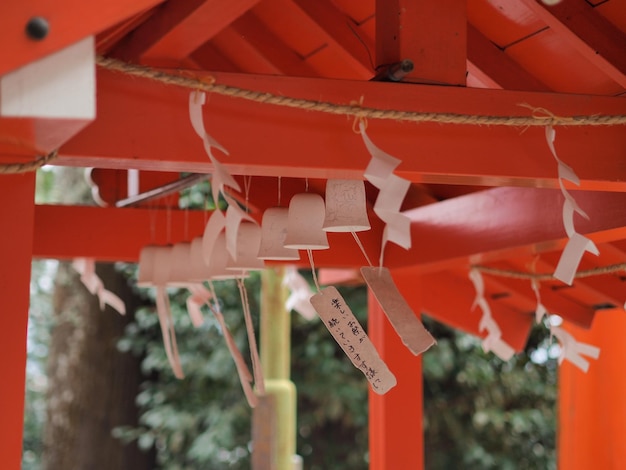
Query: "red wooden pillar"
0 173 35 469
368 282 424 470
558 309 626 469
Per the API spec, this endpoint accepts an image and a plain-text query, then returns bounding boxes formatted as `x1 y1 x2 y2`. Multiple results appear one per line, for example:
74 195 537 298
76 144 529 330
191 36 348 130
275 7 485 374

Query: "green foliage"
116 277 258 470
422 317 557 470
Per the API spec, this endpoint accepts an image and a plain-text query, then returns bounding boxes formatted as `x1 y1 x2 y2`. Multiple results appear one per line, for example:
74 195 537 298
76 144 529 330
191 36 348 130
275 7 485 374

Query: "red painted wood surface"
0 174 35 470
368 289 424 470
58 69 626 190
32 188 626 270
376 0 467 86
112 0 260 62
0 0 165 76
558 310 626 469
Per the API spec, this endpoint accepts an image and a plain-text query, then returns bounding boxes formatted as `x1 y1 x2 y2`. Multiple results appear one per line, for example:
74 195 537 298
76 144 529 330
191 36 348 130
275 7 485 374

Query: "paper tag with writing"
361 267 436 356
310 286 396 394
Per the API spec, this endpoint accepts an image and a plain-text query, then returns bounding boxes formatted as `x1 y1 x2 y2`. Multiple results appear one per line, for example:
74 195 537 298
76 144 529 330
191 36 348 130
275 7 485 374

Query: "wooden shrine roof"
2 0 626 350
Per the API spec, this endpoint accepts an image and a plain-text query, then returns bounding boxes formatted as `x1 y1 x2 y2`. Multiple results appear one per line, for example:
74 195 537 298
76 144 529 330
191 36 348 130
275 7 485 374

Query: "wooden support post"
368 288 424 470
258 267 298 470
558 309 626 469
0 173 36 469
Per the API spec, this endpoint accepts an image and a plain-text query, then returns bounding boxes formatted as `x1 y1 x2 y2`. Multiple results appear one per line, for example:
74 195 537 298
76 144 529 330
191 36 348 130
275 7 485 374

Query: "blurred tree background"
25 169 557 469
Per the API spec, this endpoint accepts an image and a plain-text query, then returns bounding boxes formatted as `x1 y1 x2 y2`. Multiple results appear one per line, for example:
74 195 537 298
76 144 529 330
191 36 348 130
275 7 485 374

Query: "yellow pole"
260 267 297 470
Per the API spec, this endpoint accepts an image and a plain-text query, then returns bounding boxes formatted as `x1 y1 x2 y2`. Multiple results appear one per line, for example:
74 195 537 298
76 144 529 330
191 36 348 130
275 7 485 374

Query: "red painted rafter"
32 187 626 272
376 0 467 85
0 0 165 76
396 187 626 272
467 23 551 92
291 0 374 79
56 69 626 191
111 0 260 62
521 0 626 88
415 270 534 351
211 26 284 75
229 14 320 77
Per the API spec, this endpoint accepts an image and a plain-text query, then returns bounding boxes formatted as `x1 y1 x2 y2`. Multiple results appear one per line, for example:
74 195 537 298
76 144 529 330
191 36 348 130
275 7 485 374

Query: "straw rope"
0 149 58 174
96 56 626 127
472 263 626 281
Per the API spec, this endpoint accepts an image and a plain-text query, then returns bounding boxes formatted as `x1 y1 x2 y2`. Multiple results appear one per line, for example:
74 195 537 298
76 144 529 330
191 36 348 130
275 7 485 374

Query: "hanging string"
184 205 189 241
277 176 282 206
206 281 258 407
305 177 309 192
237 278 265 395
165 195 173 244
307 249 321 292
243 175 252 212
351 231 373 267
148 200 157 243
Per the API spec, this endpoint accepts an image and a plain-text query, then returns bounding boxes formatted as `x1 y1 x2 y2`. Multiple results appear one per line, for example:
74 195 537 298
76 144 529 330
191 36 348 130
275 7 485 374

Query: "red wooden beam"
390 187 626 272
467 24 551 92
56 69 626 191
33 187 626 271
111 0 260 62
376 0 467 86
521 0 626 88
292 0 374 79
0 0 165 77
405 270 534 351
368 291 424 470
559 311 626 469
229 14 320 77
0 173 35 470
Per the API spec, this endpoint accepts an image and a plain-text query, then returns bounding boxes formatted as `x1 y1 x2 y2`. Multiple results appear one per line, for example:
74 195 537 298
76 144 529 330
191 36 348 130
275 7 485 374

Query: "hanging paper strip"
531 280 548 324
71 258 126 315
283 267 317 320
530 278 600 372
205 284 259 407
237 279 265 395
550 325 600 373
310 286 396 394
468 269 515 361
186 283 211 328
155 286 185 379
189 91 255 261
360 122 411 265
361 267 435 355
545 126 599 285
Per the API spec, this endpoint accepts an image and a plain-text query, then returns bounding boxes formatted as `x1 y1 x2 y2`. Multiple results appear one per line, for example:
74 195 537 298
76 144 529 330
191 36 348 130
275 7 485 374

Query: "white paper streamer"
71 258 126 315
531 280 548 324
186 283 211 328
189 91 256 261
550 325 600 373
155 286 185 379
545 126 599 285
360 122 412 266
468 269 515 361
283 267 317 320
206 282 258 407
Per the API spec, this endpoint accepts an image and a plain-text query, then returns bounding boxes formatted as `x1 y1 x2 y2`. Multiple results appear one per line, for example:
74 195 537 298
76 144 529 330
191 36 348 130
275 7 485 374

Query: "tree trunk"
41 168 154 470
42 262 154 470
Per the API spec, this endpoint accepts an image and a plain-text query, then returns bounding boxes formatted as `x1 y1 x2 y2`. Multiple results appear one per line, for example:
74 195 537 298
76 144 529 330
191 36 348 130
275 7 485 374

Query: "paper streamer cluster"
189 91 257 263
468 269 515 361
532 280 600 373
546 126 599 285
71 258 126 315
360 122 412 265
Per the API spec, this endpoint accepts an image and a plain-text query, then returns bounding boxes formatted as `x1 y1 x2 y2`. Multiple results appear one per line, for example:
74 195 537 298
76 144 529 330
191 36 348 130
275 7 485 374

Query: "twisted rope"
0 149 58 174
472 263 626 281
97 56 626 127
